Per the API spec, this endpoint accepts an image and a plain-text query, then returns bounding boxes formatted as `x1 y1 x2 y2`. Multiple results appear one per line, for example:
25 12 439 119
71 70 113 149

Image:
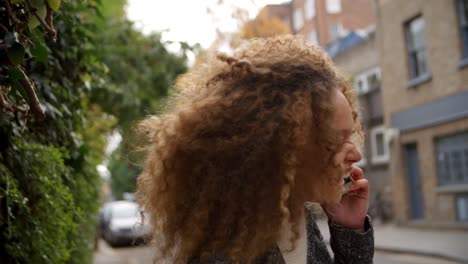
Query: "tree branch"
0 88 10 111
16 67 46 121
3 0 21 25
45 4 56 41
0 23 9 32
25 0 57 42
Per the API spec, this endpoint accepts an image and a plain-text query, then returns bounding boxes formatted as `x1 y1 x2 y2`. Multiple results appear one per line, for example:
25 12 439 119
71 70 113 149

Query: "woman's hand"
321 166 369 230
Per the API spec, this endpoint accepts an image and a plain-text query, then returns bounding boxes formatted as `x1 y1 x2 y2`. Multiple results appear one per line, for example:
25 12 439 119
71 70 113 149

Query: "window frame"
329 23 343 42
456 193 468 222
308 28 318 45
456 0 468 60
305 0 316 20
370 125 389 164
435 132 468 186
293 8 304 32
353 67 381 95
404 15 429 80
326 0 342 14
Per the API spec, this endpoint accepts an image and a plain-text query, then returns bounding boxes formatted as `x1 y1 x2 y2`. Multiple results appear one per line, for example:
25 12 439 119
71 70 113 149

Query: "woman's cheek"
333 151 345 167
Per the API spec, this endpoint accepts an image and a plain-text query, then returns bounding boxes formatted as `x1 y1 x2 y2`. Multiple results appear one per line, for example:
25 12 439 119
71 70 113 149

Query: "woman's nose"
346 145 362 164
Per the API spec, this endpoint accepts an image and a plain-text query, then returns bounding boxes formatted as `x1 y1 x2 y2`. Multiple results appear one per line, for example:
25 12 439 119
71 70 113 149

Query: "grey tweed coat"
188 204 374 264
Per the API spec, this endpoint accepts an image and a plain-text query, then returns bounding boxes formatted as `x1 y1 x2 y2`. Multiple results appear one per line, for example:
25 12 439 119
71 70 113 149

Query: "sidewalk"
316 220 468 263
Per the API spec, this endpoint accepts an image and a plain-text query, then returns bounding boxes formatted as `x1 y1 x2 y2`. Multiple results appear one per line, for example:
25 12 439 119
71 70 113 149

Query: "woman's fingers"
349 178 369 194
350 166 364 180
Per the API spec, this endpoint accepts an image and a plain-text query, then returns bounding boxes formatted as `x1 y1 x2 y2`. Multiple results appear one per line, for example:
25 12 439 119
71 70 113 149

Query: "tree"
91 0 190 199
239 7 291 40
0 0 190 262
206 1 291 51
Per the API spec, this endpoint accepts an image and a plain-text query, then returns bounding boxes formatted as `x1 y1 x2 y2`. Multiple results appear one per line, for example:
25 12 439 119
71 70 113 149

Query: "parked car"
99 201 151 247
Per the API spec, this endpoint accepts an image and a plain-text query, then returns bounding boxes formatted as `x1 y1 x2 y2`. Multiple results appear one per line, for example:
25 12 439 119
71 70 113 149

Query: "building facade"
330 30 393 222
260 1 393 221
377 0 468 228
262 3 294 31
290 0 375 46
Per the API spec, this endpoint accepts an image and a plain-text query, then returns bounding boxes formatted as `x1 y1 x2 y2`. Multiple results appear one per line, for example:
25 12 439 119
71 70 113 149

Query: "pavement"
316 219 468 264
94 219 468 264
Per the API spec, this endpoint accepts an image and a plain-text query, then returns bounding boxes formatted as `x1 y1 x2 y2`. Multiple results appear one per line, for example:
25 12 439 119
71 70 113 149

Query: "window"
370 126 389 164
329 23 342 41
355 79 364 93
456 194 468 222
457 0 468 58
435 131 468 186
367 72 380 90
353 67 381 95
308 29 318 45
405 16 428 79
305 0 316 20
293 8 304 32
326 0 342 13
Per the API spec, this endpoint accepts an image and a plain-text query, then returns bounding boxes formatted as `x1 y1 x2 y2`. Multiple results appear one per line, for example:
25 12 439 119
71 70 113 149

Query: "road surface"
93 239 463 264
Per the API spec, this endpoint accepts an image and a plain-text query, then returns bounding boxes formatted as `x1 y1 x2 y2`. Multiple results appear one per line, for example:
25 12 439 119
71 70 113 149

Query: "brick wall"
377 0 468 127
377 0 468 227
291 0 375 45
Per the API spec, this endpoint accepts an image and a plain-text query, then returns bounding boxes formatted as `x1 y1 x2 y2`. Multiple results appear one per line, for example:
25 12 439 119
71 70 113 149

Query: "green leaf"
28 16 40 29
11 0 24 4
27 5 47 29
30 41 49 65
7 42 25 66
11 80 30 104
9 67 29 104
47 0 61 11
9 66 25 82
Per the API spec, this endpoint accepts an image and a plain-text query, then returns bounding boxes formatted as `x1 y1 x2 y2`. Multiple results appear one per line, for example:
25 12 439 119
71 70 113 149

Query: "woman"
137 35 374 264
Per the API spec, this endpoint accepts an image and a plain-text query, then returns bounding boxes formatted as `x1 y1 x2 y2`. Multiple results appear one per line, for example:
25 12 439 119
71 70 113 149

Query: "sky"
126 0 288 49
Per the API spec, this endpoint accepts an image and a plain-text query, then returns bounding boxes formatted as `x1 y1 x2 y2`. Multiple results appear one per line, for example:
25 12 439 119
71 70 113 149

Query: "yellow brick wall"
377 0 468 227
378 0 467 127
393 117 468 225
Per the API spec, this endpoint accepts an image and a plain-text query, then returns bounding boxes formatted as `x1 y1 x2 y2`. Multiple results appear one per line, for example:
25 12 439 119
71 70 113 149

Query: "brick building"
329 30 393 221
259 1 392 221
377 0 468 227
290 0 375 46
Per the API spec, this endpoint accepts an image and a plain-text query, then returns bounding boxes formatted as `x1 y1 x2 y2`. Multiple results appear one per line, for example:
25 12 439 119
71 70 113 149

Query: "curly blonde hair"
137 35 362 263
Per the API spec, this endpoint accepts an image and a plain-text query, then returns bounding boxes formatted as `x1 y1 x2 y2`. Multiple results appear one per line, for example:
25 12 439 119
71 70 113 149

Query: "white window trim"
353 67 381 95
308 29 318 45
305 0 316 20
293 8 304 32
326 0 342 14
329 23 347 42
370 125 390 164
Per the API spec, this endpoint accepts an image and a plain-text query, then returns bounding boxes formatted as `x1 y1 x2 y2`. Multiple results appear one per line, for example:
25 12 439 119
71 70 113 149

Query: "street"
93 239 463 264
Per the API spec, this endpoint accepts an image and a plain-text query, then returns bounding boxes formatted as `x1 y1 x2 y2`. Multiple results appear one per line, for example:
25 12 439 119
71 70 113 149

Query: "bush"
0 1 106 263
0 142 76 263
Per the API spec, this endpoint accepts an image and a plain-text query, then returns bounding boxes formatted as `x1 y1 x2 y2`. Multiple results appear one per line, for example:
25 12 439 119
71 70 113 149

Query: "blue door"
405 143 425 220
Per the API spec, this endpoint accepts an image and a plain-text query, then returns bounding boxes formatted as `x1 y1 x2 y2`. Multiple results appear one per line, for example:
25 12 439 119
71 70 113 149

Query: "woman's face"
330 89 362 180
300 89 362 203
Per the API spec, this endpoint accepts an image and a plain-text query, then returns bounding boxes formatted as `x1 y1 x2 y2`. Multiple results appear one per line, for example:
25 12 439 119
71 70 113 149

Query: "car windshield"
111 204 139 219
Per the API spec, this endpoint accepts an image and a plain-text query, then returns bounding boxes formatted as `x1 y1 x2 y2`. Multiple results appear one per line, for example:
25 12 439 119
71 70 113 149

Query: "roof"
325 31 366 58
